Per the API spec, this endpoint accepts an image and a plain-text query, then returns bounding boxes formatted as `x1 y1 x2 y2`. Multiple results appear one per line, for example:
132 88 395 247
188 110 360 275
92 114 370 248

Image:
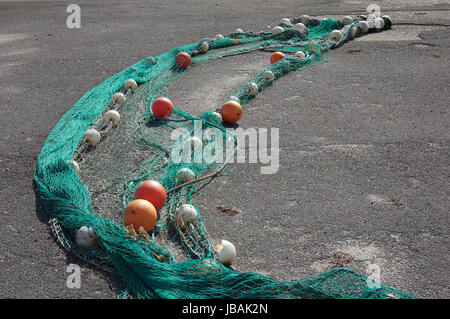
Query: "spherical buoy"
84 129 101 146
234 28 243 34
349 25 357 40
271 26 284 35
294 51 306 58
176 52 191 69
330 30 343 43
263 70 275 82
152 97 173 118
293 22 307 33
112 92 126 104
221 100 243 124
279 18 292 27
367 14 376 29
374 17 385 31
75 226 98 249
123 199 157 232
299 15 310 26
104 110 120 126
215 34 224 40
358 21 369 34
176 204 198 224
342 16 353 25
382 15 392 30
270 51 285 64
205 111 222 125
124 79 137 92
188 136 203 150
246 82 258 97
176 167 195 184
134 180 166 211
228 96 240 103
199 41 209 53
310 18 321 26
216 240 236 265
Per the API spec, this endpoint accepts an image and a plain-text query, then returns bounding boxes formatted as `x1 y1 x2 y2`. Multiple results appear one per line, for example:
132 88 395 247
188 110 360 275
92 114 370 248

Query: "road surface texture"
0 0 448 298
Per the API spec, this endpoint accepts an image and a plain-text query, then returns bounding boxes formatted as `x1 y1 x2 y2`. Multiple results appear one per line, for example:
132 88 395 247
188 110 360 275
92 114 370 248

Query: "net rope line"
35 15 413 299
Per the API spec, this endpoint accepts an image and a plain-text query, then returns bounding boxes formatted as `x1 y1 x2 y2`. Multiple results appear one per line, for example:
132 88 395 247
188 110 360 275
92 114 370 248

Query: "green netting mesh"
34 15 414 299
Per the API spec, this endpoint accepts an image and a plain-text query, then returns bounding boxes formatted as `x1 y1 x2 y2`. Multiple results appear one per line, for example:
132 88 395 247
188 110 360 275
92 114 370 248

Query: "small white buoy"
342 16 353 25
176 204 198 224
205 111 222 125
188 136 203 150
382 15 392 29
329 30 343 43
124 79 137 92
112 92 126 105
367 13 376 29
234 28 243 34
293 23 307 33
279 18 292 27
299 15 310 25
294 51 306 58
228 96 240 103
104 110 120 126
215 34 224 40
216 240 236 265
271 26 284 35
280 59 290 72
176 167 195 184
349 26 357 40
199 41 209 53
358 21 369 34
75 226 98 249
374 17 385 31
246 82 258 97
84 129 101 146
263 70 275 82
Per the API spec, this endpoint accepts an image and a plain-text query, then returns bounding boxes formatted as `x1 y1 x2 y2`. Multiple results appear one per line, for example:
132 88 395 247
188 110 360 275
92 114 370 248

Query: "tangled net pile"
34 14 414 299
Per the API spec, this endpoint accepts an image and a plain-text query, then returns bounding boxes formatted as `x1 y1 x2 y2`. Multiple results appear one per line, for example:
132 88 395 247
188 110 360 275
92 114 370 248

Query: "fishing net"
34 14 414 299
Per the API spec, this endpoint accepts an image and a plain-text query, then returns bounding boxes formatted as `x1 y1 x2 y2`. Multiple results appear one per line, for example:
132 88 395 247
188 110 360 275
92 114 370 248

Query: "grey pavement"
0 0 448 298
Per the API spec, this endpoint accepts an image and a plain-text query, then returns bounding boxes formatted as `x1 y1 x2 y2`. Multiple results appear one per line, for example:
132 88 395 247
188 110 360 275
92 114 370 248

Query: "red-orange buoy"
134 180 167 211
270 51 285 64
123 199 157 232
176 52 191 69
221 100 243 124
152 97 173 118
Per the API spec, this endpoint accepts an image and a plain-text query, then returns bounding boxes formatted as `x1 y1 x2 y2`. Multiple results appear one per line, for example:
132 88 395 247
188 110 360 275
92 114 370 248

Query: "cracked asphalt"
0 0 448 298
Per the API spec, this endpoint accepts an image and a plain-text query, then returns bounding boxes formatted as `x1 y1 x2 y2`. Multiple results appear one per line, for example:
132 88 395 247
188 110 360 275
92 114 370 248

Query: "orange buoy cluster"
123 180 167 232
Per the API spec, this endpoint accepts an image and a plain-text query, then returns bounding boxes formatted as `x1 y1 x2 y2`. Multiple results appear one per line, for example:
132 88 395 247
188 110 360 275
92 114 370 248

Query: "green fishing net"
34 14 413 299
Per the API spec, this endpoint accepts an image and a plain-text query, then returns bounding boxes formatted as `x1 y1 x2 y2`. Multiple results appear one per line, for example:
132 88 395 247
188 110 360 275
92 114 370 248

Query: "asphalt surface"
0 0 448 299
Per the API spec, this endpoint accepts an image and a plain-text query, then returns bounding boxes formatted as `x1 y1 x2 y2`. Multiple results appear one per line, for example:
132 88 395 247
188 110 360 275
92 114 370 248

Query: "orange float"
176 52 191 69
134 180 167 211
123 199 157 232
270 51 285 64
221 101 243 124
152 97 174 118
